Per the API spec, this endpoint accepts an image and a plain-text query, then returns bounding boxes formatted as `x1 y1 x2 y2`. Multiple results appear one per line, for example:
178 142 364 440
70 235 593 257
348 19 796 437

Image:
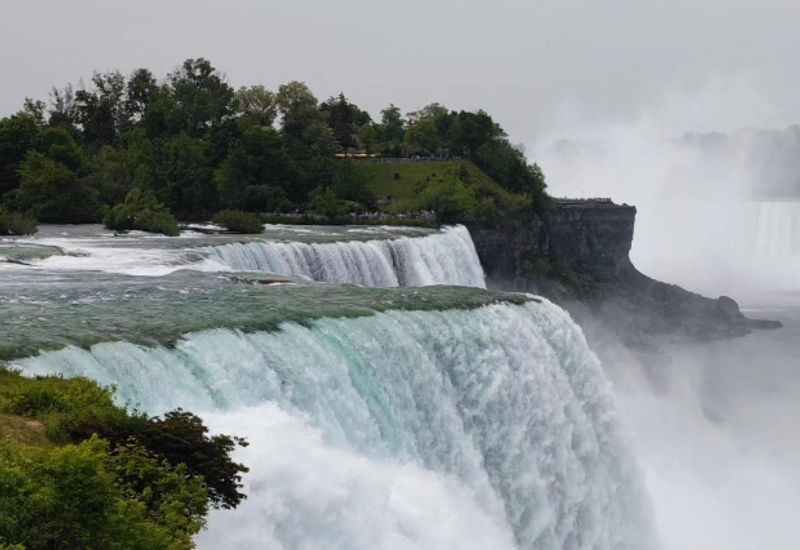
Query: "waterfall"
12 300 655 550
751 201 800 290
203 225 486 288
754 201 800 258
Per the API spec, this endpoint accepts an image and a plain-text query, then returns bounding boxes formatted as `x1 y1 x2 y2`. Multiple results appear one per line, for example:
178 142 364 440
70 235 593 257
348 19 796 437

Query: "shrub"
309 186 350 220
0 437 205 550
0 209 37 235
67 408 248 510
212 209 264 234
0 369 248 547
419 178 478 224
104 189 179 236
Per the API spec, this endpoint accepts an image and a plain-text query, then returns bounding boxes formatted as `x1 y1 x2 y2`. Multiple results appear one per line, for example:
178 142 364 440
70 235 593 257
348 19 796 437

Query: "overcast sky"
1 0 798 145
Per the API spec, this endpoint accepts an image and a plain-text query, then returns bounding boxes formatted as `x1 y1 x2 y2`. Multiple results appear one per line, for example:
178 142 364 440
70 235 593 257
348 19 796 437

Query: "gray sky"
1 0 798 144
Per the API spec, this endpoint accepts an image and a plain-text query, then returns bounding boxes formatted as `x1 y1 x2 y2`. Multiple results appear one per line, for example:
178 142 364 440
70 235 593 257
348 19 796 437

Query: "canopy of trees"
0 58 547 229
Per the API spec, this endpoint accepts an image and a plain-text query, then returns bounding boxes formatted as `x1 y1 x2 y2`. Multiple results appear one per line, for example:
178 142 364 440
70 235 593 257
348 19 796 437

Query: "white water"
755 201 800 257
204 225 486 288
13 301 655 550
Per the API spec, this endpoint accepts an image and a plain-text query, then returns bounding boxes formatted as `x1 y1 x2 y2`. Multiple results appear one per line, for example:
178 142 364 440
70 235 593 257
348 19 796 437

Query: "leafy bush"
419 178 479 224
212 209 263 234
0 209 37 235
104 188 179 236
0 437 206 550
0 368 249 512
69 409 249 510
309 186 350 220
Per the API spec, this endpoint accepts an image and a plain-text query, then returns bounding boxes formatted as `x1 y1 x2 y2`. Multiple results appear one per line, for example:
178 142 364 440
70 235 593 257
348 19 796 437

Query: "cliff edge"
469 198 781 352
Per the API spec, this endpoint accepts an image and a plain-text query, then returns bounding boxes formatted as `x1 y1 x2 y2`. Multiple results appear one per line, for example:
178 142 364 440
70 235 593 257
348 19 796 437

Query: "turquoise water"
2 223 656 550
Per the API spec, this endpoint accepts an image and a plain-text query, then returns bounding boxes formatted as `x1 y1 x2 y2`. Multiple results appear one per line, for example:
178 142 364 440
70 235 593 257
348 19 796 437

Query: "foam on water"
12 300 655 550
204 225 486 288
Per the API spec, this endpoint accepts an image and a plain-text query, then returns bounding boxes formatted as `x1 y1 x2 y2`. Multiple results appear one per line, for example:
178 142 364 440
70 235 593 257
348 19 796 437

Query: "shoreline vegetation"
0 58 547 236
0 367 248 550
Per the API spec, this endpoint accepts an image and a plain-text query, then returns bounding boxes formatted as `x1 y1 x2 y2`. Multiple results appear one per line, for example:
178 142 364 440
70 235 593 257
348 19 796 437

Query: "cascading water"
203 224 487 288
754 201 800 258
12 300 656 550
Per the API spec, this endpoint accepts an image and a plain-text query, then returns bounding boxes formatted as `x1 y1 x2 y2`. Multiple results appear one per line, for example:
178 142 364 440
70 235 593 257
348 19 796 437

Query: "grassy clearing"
357 160 530 216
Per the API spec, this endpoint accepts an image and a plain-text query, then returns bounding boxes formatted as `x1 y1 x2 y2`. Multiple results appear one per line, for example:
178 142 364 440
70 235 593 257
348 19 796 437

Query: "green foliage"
0 437 203 550
419 178 479 223
159 134 215 218
0 113 41 195
0 209 37 236
332 161 375 208
310 186 350 219
0 367 248 527
320 93 372 152
17 152 101 223
0 57 549 225
0 369 122 444
104 188 179 236
358 160 530 224
167 58 236 138
214 124 292 210
236 85 278 128
212 210 264 234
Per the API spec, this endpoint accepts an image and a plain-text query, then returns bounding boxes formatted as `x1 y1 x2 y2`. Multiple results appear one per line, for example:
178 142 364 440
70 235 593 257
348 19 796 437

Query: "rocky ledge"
468 198 781 353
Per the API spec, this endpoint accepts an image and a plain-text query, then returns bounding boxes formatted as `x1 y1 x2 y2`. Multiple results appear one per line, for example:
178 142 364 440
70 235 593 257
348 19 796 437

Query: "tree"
84 145 134 206
310 186 349 219
124 68 159 125
448 110 503 157
17 152 101 223
332 161 375 208
215 124 292 210
276 82 337 201
73 71 128 149
235 85 277 128
167 58 235 138
48 84 78 129
380 104 405 144
320 93 372 152
276 81 324 138
0 113 41 195
160 134 215 217
420 178 479 223
404 103 450 156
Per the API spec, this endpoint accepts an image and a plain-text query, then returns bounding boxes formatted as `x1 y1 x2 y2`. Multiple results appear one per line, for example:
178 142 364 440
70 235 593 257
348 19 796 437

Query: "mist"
535 77 800 549
533 79 800 302
598 304 800 550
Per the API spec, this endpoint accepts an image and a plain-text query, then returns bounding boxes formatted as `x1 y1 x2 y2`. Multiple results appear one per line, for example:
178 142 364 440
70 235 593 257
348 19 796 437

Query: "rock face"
469 198 781 352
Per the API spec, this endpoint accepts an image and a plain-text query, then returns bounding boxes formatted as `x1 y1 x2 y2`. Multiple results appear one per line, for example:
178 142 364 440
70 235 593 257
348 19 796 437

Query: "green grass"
357 160 529 214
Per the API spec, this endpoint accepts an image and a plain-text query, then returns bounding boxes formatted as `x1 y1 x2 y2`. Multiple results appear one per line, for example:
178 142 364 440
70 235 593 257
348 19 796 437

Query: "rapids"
203 224 486 287
11 300 656 550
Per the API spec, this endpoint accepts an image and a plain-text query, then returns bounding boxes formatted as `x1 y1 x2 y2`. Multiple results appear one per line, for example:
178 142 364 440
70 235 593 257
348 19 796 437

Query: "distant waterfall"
13 300 656 550
755 201 800 257
204 225 486 288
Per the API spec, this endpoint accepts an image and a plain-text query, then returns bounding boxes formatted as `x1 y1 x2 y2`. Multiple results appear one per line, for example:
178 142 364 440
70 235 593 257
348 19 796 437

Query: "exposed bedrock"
468 198 781 355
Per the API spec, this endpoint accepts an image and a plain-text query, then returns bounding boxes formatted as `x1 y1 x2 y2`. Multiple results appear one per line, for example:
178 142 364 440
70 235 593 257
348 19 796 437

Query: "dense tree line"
0 58 546 232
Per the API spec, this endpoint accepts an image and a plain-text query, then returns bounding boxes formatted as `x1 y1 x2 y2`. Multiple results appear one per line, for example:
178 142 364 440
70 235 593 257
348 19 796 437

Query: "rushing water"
11 301 655 550
203 225 486 287
2 224 485 287
1 223 656 549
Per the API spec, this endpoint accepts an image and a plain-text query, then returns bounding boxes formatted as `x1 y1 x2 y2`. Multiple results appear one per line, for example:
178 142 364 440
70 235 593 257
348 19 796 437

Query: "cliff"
469 198 781 353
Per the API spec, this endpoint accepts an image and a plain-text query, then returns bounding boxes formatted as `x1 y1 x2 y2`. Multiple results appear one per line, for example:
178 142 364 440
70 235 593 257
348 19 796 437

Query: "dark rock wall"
469 199 779 350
